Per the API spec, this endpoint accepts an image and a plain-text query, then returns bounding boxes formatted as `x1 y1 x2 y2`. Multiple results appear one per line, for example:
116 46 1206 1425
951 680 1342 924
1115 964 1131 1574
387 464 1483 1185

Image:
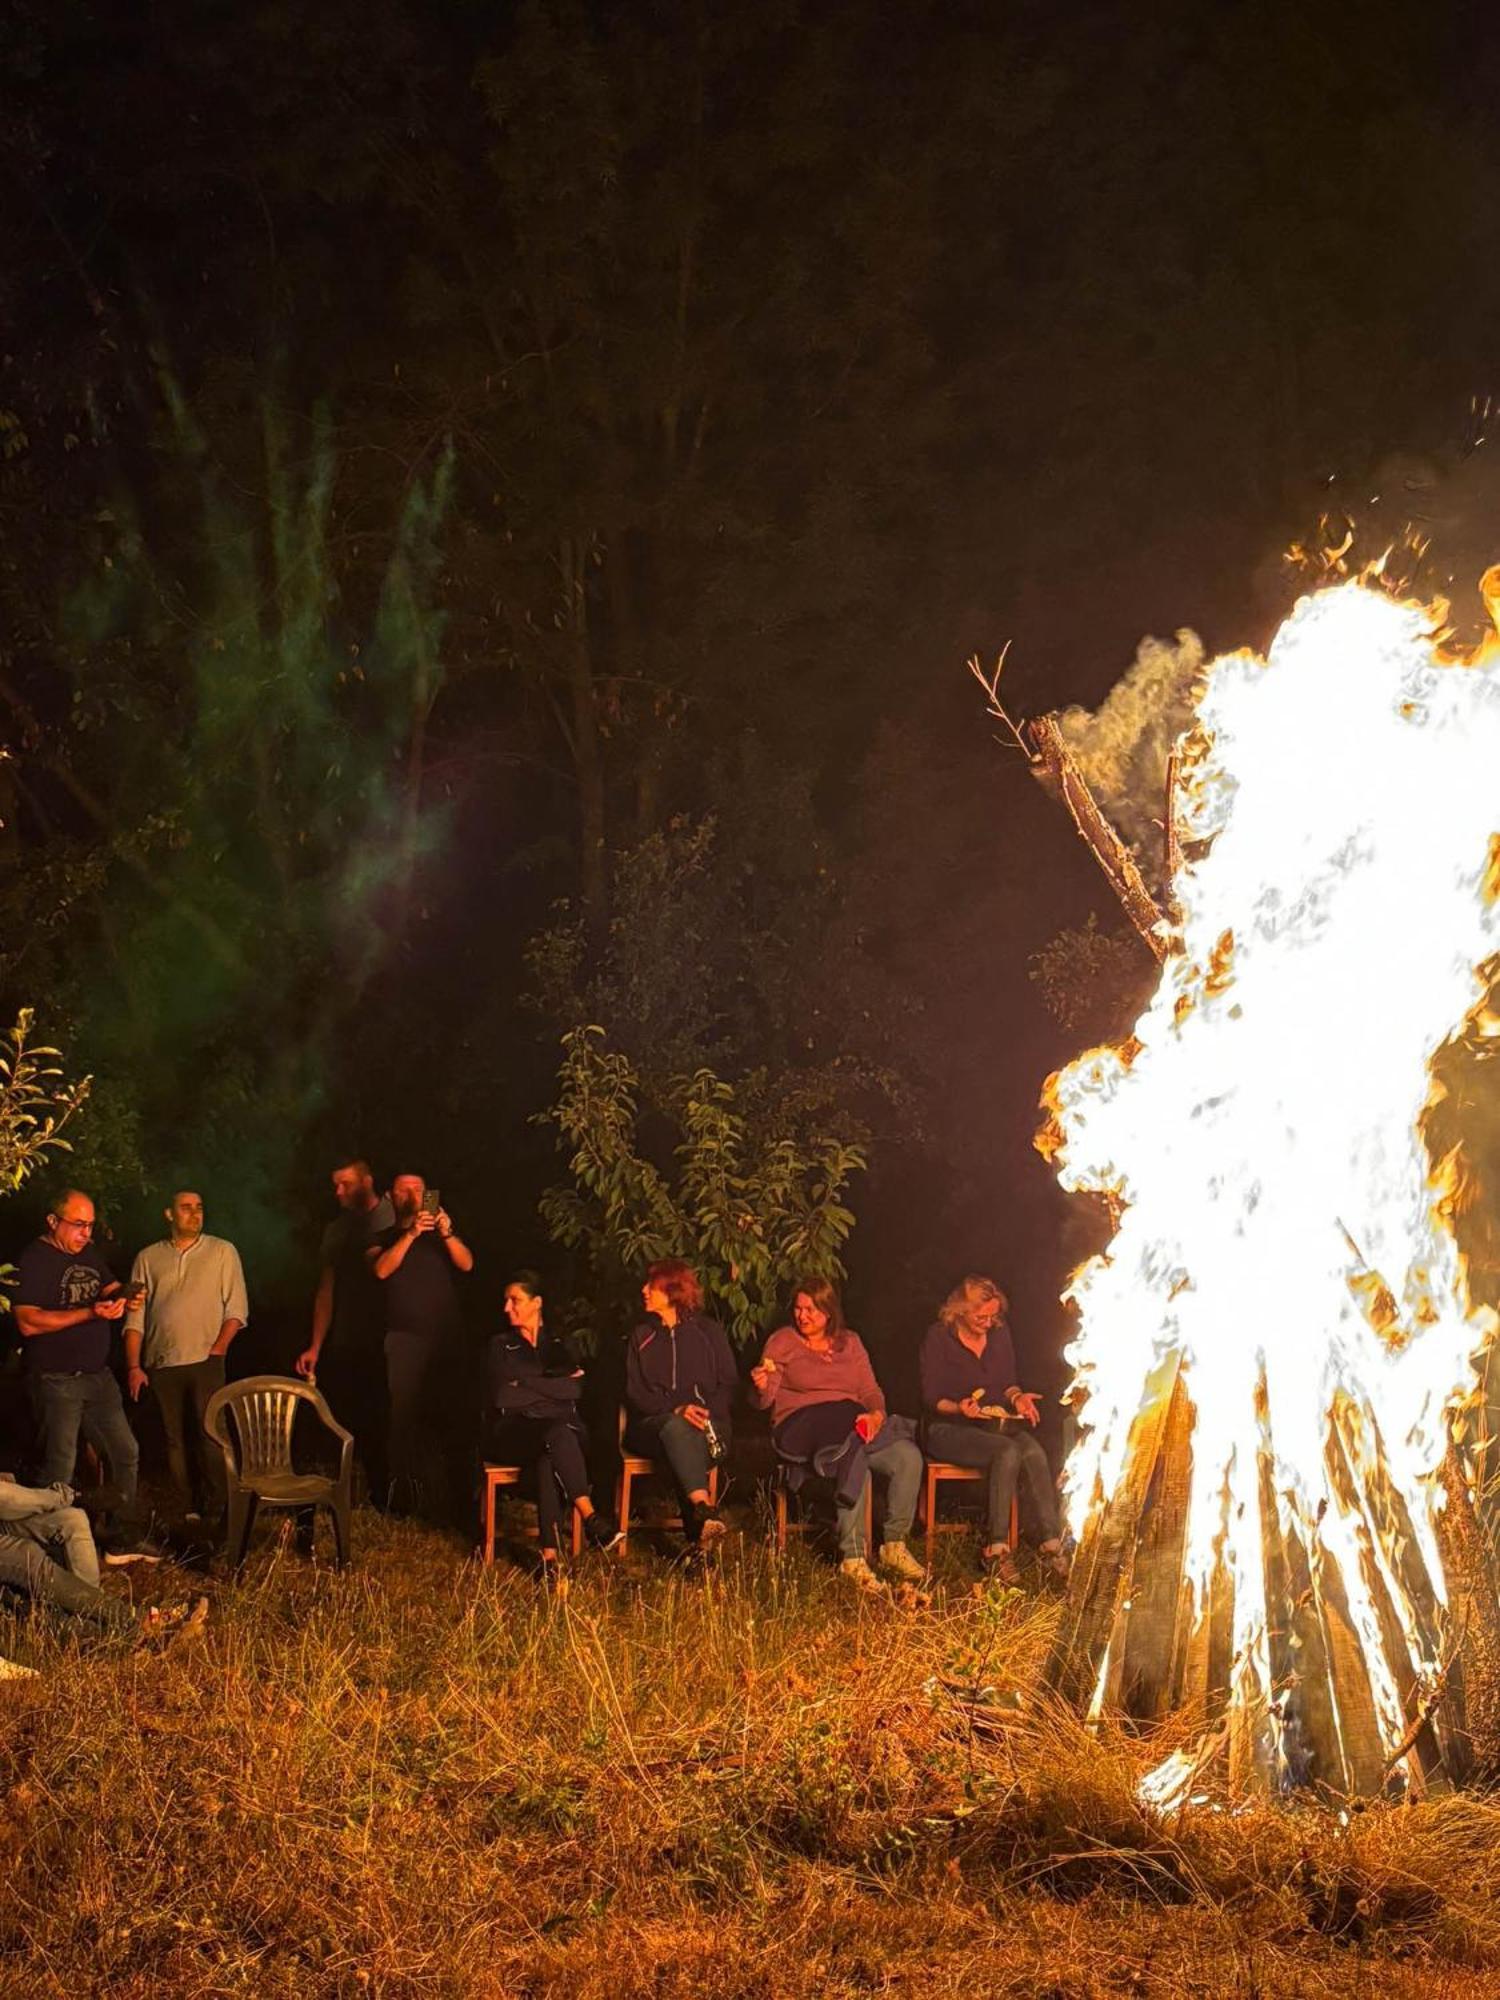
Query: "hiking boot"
839 1556 886 1595
583 1513 624 1553
878 1540 927 1584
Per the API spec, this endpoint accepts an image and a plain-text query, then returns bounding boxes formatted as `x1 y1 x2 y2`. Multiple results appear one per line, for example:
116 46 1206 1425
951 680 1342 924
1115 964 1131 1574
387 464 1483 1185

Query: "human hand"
436 1209 454 1238
95 1294 128 1321
126 1363 149 1403
958 1392 985 1421
749 1358 777 1393
854 1409 884 1442
1011 1391 1042 1427
678 1402 710 1431
295 1348 318 1380
411 1211 438 1235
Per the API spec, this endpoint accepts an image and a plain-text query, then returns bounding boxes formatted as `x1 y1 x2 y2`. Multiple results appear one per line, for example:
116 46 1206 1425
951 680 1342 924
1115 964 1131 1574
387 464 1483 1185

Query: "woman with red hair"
624 1258 738 1549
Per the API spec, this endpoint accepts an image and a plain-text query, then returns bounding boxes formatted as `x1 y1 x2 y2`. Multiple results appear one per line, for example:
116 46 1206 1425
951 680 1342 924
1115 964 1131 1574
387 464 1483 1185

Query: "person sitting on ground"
751 1279 926 1594
485 1271 621 1578
920 1274 1068 1585
623 1259 737 1551
0 1471 205 1640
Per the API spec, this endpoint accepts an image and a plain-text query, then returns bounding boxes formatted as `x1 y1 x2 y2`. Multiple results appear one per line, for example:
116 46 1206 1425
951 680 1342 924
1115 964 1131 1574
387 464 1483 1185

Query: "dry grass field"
3 1508 1499 1998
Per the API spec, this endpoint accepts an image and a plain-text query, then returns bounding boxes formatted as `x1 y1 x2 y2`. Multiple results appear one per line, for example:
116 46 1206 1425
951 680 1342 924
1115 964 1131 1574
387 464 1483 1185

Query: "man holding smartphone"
11 1189 150 1556
368 1172 473 1515
124 1190 247 1524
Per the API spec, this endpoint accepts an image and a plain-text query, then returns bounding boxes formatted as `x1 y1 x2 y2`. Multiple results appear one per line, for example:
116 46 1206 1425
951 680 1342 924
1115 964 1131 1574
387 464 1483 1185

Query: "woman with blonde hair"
920 1275 1066 1584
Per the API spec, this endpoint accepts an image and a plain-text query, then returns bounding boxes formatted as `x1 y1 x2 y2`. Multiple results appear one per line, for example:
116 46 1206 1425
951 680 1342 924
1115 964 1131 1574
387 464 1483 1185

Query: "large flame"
1047 580 1500 1794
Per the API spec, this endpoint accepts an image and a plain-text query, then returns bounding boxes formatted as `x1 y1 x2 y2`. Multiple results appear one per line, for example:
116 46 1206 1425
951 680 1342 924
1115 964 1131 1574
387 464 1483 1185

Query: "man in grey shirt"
124 1190 248 1521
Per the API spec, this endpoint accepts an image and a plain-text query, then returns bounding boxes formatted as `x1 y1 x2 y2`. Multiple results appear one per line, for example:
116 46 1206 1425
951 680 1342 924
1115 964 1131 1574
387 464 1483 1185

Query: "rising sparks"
1045 580 1500 1799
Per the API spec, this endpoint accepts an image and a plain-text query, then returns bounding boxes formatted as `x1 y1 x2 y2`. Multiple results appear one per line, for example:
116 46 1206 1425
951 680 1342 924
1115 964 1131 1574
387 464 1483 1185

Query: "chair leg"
332 1494 350 1569
774 1485 788 1554
570 1500 584 1559
618 1466 633 1549
227 1489 256 1568
865 1481 873 1557
924 1466 937 1565
483 1473 498 1566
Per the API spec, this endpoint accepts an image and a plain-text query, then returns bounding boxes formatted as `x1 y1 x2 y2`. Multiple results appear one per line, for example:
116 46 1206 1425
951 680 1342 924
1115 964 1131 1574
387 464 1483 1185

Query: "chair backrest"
203 1375 348 1478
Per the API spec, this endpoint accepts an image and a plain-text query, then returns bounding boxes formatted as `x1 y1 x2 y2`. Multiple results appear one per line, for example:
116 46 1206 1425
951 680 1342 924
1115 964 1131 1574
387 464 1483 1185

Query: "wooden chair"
203 1375 353 1568
481 1464 584 1564
616 1409 719 1547
921 1462 1019 1564
772 1471 872 1557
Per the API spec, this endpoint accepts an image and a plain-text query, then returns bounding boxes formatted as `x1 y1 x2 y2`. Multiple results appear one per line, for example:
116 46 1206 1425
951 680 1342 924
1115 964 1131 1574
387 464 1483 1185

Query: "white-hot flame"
1048 581 1500 1784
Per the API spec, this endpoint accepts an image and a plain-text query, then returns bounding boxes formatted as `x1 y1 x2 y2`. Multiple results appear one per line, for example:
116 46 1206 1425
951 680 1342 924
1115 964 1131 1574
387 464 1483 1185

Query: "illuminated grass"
1 1515 1497 1996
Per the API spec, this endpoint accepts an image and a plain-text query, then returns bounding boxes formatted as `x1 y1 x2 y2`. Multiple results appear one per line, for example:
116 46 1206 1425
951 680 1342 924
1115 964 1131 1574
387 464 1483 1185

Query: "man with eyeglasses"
11 1190 153 1559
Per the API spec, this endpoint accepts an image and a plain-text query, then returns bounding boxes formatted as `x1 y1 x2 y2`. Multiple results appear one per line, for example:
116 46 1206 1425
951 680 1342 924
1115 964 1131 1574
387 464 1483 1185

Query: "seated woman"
751 1279 925 1593
486 1271 621 1576
623 1259 737 1549
920 1274 1068 1585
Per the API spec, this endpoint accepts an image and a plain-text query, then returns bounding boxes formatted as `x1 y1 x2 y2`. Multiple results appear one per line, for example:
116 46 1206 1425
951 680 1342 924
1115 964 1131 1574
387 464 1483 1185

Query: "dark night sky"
4 0 1500 1399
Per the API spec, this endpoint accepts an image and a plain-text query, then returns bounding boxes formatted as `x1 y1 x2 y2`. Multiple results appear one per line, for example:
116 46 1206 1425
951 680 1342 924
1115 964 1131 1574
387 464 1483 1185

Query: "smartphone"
420 1187 441 1216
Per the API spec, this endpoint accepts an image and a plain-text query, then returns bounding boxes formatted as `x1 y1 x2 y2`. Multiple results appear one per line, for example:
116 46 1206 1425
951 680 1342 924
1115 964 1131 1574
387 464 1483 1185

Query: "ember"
1042 581 1500 1800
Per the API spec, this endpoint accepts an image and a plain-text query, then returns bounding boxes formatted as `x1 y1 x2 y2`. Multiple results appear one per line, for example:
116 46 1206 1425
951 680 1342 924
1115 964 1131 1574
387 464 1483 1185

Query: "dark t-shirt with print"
12 1239 117 1373
370 1226 462 1340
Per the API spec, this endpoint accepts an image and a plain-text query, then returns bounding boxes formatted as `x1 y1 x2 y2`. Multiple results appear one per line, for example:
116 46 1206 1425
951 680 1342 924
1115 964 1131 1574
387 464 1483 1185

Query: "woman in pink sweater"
751 1279 925 1592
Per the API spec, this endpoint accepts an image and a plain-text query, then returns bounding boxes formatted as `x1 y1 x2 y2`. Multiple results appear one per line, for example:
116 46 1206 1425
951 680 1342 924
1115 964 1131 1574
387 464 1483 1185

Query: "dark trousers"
151 1356 226 1514
36 1370 140 1520
319 1346 389 1508
924 1419 1059 1544
488 1413 592 1552
624 1412 724 1518
385 1329 440 1515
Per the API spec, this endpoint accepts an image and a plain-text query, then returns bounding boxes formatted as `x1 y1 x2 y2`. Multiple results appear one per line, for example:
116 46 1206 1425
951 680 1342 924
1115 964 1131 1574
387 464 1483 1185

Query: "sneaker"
583 1513 624 1553
983 1547 1022 1589
104 1539 167 1567
839 1556 886 1595
1038 1540 1072 1582
878 1540 927 1584
686 1500 728 1546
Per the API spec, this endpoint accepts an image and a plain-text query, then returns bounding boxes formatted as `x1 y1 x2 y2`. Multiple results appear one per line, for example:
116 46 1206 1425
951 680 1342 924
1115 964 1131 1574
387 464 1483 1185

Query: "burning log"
1007 581 1500 1801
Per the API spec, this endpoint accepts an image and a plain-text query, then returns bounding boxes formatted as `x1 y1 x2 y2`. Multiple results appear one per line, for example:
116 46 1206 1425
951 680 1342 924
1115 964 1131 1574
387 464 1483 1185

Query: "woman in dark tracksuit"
623 1258 737 1548
486 1272 620 1574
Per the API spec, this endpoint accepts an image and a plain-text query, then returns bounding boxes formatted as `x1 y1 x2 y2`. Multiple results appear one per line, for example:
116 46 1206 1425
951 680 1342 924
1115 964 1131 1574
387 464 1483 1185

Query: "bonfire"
994 578 1500 1801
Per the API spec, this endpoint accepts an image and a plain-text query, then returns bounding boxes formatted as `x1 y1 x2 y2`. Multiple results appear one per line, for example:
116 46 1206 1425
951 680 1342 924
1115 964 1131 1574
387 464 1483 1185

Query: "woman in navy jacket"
623 1258 737 1548
487 1271 620 1574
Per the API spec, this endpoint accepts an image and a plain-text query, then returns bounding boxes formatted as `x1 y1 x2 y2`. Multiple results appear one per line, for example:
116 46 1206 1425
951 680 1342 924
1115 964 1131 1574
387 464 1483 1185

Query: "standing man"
296 1156 393 1500
11 1190 146 1552
123 1190 248 1523
368 1173 473 1515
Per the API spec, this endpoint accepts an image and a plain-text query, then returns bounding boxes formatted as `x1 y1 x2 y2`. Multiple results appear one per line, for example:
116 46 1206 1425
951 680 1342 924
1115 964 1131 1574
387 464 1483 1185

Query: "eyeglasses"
53 1216 94 1233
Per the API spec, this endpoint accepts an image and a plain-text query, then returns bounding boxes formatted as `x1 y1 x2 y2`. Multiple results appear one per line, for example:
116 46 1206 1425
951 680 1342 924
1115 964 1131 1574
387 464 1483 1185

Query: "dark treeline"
3 0 1497 1404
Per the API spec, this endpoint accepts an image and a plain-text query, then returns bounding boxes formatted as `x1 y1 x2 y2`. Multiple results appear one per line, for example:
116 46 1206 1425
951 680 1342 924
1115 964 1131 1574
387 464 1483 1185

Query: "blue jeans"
37 1370 140 1518
839 1431 922 1559
625 1412 726 1518
0 1499 131 1632
924 1419 1059 1545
